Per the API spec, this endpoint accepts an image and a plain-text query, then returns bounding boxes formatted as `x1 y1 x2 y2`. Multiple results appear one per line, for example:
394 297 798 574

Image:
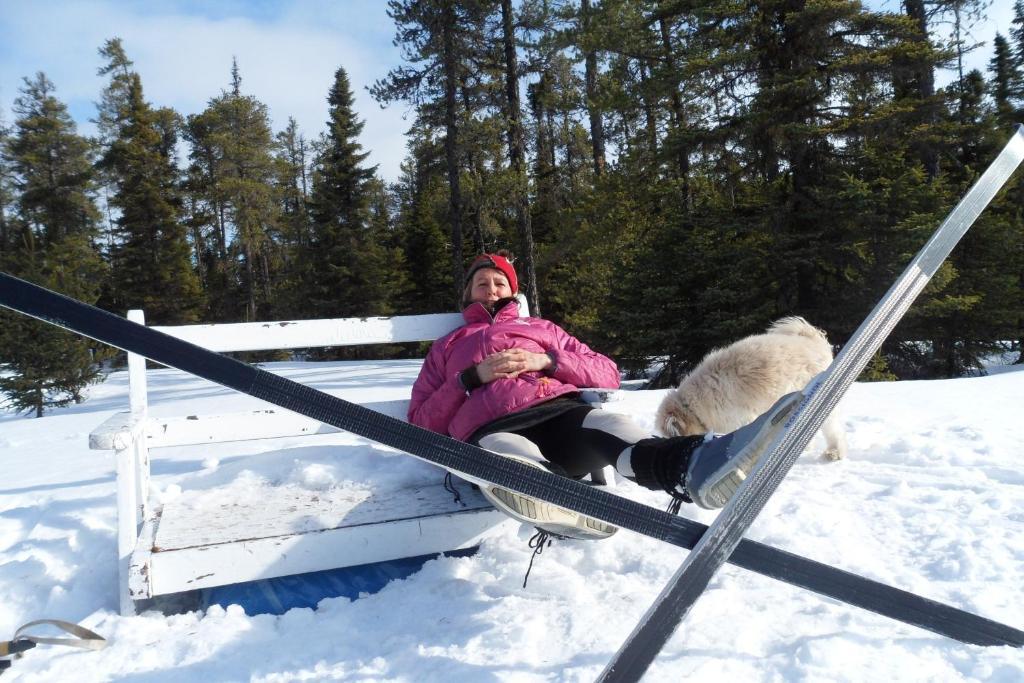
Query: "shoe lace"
661 465 692 515
443 472 465 507
523 529 558 588
665 494 687 516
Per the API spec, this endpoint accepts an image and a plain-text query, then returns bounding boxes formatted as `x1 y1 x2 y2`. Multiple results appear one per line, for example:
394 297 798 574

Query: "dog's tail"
767 316 827 342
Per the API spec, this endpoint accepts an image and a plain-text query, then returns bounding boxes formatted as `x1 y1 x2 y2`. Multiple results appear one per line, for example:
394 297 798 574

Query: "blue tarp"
200 547 479 615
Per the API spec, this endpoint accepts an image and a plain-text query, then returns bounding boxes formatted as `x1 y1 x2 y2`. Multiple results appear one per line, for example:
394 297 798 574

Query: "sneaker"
684 391 802 509
476 452 618 541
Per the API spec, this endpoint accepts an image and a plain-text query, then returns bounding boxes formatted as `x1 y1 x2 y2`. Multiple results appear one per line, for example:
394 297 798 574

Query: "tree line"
2 0 1024 416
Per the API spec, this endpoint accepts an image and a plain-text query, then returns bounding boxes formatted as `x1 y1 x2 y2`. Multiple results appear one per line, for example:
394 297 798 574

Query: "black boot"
632 391 803 511
628 435 706 512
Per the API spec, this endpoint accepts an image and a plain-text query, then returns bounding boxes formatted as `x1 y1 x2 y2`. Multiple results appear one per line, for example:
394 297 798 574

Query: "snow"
1 359 1023 681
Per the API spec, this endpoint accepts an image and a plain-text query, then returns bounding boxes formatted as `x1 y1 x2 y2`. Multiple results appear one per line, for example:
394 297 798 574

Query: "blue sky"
0 1 409 180
0 0 1016 183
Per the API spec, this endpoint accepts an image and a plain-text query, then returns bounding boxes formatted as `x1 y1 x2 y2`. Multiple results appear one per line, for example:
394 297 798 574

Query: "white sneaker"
476 452 617 540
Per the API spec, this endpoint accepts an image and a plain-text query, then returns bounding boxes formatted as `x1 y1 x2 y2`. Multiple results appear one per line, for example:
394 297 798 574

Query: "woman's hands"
476 349 552 383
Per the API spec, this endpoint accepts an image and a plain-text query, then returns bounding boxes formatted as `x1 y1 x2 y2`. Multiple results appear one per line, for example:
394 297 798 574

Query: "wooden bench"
89 300 625 615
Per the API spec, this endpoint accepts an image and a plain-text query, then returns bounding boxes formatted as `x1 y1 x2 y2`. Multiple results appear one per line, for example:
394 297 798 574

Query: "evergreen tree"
94 38 201 323
0 74 109 416
95 38 135 146
989 33 1018 124
273 116 312 317
372 0 488 305
392 119 456 313
100 67 203 324
0 113 12 255
7 73 101 244
183 62 280 321
305 66 395 320
499 0 541 314
926 71 1018 376
1012 0 1024 97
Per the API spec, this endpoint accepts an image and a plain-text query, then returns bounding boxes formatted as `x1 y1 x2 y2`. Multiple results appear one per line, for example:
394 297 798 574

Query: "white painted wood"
143 400 411 449
143 292 529 353
127 310 148 416
125 310 153 532
141 484 506 595
89 412 145 451
145 410 340 448
136 434 151 523
150 313 465 352
155 480 494 550
115 442 141 615
127 516 157 603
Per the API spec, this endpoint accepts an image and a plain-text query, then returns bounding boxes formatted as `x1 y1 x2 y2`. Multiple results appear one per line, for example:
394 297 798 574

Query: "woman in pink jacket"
409 253 801 540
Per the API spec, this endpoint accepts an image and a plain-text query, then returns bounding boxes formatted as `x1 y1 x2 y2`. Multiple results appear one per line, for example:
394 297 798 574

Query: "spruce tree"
372 0 484 304
0 113 12 255
100 69 202 324
95 38 135 146
1012 1 1024 103
989 34 1019 124
306 66 392 320
0 74 109 416
392 120 456 313
273 116 312 317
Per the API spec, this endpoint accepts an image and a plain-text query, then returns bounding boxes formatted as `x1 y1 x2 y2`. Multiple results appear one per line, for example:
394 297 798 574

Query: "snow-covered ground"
1 359 1022 681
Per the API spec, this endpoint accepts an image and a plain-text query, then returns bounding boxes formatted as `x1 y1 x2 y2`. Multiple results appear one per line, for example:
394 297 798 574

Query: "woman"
409 253 800 539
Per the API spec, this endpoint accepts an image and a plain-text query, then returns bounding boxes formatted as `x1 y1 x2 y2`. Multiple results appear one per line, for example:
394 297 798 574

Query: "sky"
0 0 1018 184
0 0 410 181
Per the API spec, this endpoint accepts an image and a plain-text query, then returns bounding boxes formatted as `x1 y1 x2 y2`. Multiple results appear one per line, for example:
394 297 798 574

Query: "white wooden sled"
89 299 625 615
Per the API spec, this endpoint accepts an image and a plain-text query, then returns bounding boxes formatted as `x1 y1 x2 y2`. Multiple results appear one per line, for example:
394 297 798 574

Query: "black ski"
1 272 1022 654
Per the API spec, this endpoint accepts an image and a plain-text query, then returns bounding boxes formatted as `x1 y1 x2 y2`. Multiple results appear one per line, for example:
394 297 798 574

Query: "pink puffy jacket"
409 300 621 441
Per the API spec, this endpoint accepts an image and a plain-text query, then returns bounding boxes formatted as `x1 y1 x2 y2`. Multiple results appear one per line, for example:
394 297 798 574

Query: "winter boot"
631 391 802 510
476 452 618 541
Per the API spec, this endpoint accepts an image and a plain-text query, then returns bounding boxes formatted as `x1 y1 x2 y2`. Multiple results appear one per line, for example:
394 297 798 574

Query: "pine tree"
499 0 541 314
989 33 1018 124
392 118 455 313
0 74 109 416
1012 0 1024 101
183 62 280 321
273 116 312 317
100 67 203 325
306 66 393 320
372 0 485 305
0 113 13 255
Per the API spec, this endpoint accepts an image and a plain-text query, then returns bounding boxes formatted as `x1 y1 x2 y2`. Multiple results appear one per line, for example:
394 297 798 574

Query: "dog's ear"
664 415 686 437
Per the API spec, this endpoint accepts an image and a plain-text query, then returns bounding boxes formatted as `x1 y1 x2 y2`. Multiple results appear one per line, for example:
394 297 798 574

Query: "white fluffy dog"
655 316 847 461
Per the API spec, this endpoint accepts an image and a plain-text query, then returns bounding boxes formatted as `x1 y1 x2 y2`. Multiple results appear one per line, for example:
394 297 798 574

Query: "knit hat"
465 253 518 294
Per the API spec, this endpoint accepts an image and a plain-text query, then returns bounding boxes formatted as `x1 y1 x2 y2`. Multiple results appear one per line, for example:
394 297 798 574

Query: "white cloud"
0 0 413 181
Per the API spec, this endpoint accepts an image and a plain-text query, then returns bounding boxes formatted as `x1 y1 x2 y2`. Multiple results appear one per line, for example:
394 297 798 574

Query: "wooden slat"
137 482 506 595
144 400 411 448
89 411 146 451
150 313 465 352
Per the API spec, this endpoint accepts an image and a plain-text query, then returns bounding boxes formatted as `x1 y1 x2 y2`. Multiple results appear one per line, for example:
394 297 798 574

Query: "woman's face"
469 268 513 306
